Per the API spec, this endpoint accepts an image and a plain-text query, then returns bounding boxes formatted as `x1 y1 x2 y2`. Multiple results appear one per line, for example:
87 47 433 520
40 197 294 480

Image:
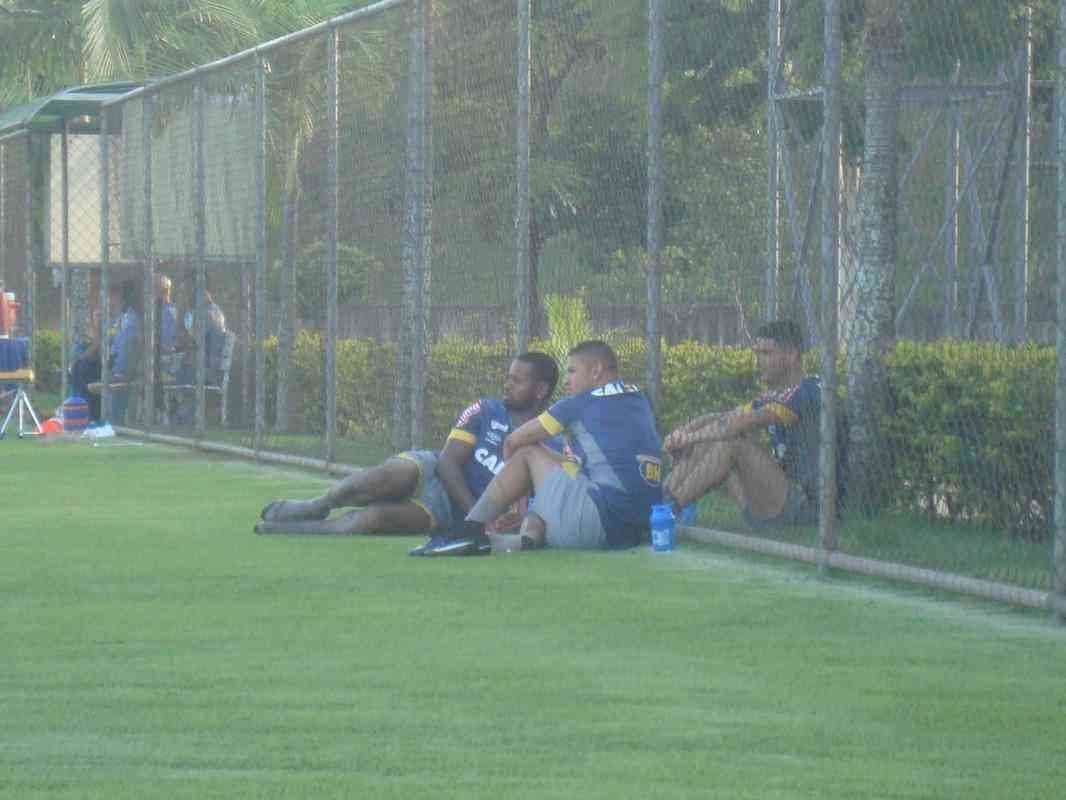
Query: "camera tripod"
0 369 42 439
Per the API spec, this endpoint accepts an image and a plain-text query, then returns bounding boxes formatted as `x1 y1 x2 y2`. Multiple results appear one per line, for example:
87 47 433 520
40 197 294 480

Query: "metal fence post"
1053 0 1066 624
645 0 664 412
254 55 267 454
98 116 111 421
766 0 782 322
515 0 532 355
194 80 207 437
944 103 960 337
414 0 434 449
24 132 36 369
819 0 842 565
1014 4 1033 344
325 26 340 463
396 0 428 451
60 122 70 400
142 94 156 429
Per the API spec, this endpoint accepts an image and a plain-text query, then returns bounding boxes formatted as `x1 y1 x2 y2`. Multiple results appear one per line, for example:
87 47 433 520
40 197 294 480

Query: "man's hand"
502 417 551 460
663 427 691 453
502 433 517 461
487 498 528 533
486 509 524 533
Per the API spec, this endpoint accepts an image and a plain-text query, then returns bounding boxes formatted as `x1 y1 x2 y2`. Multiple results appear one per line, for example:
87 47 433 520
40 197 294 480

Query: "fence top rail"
0 128 30 145
101 0 409 108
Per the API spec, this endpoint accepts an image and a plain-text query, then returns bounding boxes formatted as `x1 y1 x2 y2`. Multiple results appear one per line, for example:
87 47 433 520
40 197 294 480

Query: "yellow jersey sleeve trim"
764 402 798 426
740 403 754 414
446 428 477 445
538 412 564 436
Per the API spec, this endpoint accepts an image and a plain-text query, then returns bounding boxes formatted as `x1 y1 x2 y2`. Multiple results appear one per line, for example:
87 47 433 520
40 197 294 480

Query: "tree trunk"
846 0 903 514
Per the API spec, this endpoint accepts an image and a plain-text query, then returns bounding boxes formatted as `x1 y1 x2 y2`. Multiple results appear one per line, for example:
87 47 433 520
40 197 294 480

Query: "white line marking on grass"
663 544 1065 640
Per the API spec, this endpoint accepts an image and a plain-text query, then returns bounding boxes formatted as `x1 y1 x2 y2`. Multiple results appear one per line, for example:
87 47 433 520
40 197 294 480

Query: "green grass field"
3 438 1065 799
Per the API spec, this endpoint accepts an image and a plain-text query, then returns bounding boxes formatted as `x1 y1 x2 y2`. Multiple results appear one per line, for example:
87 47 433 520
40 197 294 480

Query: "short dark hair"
516 351 560 397
754 319 805 351
568 340 618 373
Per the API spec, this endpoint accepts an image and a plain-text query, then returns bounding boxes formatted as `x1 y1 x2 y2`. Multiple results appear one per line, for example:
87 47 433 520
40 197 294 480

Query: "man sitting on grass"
661 319 841 528
254 351 559 542
415 340 663 556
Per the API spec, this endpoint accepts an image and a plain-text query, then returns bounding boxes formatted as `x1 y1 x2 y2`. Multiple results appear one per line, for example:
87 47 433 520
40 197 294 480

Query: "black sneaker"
408 535 449 556
422 520 490 557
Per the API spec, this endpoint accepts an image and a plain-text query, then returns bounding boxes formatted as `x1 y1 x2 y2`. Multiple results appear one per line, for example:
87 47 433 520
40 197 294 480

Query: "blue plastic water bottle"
650 504 676 552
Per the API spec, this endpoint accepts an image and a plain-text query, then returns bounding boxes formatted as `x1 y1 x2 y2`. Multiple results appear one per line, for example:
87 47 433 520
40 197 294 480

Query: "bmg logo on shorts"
637 455 662 486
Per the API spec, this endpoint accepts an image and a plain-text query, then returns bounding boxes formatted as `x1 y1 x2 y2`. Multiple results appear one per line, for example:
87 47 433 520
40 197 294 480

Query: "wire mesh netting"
5 0 1066 607
0 134 29 337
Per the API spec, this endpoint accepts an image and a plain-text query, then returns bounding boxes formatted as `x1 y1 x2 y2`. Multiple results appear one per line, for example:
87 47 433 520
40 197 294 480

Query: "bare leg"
488 512 547 554
665 437 791 520
466 445 568 524
663 440 734 507
255 501 432 536
260 457 420 522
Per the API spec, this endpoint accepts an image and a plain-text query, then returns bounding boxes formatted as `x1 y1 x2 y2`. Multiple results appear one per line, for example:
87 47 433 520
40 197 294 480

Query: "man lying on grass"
255 351 559 548
414 340 663 556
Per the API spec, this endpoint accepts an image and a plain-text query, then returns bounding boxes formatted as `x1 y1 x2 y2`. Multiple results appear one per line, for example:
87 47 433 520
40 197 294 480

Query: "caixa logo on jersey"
474 448 505 475
636 455 662 486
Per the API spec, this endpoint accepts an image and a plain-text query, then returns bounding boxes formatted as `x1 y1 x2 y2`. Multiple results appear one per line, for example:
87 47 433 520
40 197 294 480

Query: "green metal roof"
0 82 140 137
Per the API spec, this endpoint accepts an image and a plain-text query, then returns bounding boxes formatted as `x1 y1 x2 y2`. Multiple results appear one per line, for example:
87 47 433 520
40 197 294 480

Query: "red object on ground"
40 417 64 435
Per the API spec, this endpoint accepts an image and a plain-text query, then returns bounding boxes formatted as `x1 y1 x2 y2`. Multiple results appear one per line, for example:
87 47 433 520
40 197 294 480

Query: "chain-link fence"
0 132 30 340
4 0 1065 618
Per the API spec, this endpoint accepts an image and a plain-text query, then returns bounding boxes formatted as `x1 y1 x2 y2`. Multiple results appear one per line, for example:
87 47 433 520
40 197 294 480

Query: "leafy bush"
33 329 62 394
884 340 1053 539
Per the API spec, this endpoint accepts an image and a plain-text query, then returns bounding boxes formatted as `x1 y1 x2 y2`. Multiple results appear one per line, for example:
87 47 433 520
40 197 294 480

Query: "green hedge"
247 333 1059 539
884 340 1052 539
32 329 62 394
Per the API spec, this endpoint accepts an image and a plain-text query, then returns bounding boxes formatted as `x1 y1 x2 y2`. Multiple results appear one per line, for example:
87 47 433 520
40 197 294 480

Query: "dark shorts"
393 450 454 531
743 483 818 529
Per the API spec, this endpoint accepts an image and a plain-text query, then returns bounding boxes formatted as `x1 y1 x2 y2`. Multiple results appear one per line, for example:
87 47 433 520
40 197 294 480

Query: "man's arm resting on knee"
667 406 776 450
502 416 554 460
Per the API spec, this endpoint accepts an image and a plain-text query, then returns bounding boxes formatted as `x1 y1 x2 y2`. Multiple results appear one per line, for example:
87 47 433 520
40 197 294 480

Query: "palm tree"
0 1 83 105
81 1 357 82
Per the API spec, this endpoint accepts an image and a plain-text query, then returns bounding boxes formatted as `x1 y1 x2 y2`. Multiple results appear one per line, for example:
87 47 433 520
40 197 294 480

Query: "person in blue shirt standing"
661 319 843 528
254 352 559 539
418 340 663 555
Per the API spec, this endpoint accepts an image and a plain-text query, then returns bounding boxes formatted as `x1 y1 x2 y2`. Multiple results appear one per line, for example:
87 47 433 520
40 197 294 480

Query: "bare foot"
259 499 329 523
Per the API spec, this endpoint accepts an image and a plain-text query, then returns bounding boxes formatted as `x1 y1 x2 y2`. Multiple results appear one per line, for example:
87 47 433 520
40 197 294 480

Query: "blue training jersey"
749 375 846 505
445 397 521 505
539 380 663 548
